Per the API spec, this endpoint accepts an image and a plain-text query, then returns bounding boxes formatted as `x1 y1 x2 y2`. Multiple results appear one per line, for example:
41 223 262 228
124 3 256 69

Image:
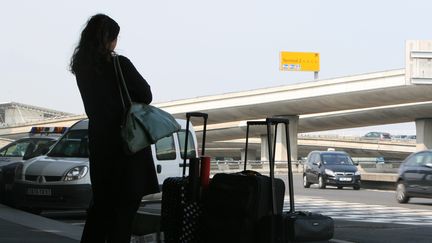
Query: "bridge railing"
210 160 302 174
298 134 417 144
209 159 403 175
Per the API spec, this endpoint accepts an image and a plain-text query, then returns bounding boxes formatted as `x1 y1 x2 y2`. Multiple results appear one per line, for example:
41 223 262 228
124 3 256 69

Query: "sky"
1 0 430 135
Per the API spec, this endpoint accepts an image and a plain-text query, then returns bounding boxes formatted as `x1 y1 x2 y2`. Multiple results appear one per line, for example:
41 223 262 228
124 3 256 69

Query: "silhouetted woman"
70 14 159 243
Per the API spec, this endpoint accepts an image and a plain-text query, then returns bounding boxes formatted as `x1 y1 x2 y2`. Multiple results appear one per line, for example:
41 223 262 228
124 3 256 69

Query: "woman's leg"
81 199 110 243
107 194 142 243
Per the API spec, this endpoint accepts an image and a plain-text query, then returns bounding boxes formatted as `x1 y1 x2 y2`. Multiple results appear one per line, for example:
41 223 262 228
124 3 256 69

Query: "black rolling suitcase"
258 118 334 243
161 112 209 243
203 119 286 243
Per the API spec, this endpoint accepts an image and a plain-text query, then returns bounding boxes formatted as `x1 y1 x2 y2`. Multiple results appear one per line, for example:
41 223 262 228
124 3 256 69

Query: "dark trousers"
80 194 142 243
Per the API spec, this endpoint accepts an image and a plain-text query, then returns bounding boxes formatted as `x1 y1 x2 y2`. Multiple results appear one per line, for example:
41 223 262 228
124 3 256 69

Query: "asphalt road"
39 173 432 242
285 174 432 211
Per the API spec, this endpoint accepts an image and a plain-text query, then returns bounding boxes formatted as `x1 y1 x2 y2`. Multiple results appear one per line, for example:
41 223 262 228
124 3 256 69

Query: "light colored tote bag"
113 55 181 154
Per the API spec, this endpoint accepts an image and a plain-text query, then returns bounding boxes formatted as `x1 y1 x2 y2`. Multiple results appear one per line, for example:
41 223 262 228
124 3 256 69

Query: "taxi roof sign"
29 127 67 135
280 52 320 72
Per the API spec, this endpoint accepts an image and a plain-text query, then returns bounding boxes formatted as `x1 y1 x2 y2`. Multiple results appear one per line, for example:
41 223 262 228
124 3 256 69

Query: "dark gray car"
303 150 361 190
396 150 432 203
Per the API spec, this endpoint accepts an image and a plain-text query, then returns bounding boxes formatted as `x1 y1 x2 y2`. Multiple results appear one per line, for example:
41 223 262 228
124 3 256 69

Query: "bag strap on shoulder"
113 55 133 112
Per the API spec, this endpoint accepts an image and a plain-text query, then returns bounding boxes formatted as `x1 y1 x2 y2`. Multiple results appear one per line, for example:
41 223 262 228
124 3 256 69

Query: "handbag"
285 211 334 242
113 55 181 154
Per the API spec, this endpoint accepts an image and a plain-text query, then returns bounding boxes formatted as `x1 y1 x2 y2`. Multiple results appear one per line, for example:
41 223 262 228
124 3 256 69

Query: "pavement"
0 203 81 243
1 202 432 243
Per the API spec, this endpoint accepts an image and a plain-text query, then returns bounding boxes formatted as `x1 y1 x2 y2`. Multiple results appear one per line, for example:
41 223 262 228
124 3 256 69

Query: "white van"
13 118 198 211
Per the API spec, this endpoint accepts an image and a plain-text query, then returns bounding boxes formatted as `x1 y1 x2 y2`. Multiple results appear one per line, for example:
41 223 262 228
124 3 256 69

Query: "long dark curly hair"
70 14 120 74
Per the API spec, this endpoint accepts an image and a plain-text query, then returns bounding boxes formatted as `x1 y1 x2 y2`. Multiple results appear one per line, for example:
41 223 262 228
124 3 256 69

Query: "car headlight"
355 171 361 176
325 169 335 176
64 166 88 181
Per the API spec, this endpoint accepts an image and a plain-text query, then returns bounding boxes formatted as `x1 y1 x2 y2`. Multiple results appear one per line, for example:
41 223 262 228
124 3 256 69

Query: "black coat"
75 55 159 199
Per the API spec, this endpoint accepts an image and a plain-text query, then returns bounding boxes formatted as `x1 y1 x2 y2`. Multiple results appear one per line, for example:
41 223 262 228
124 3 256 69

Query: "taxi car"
13 118 198 212
303 150 361 190
0 127 66 204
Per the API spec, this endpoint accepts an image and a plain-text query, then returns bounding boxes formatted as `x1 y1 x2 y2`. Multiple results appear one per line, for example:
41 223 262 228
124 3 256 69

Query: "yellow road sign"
280 52 320 72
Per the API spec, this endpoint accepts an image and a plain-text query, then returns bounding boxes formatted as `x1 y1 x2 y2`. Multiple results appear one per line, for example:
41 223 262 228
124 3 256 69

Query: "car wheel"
303 175 311 188
353 185 360 190
396 182 410 203
318 175 326 189
337 186 343 189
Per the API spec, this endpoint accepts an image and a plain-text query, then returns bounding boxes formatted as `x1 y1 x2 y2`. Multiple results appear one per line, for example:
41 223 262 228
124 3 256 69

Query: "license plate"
26 188 52 196
339 177 352 181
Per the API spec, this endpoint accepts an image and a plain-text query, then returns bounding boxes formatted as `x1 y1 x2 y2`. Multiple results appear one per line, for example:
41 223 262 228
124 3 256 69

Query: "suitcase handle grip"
246 121 266 126
239 170 262 176
266 117 290 125
246 118 289 126
186 112 208 119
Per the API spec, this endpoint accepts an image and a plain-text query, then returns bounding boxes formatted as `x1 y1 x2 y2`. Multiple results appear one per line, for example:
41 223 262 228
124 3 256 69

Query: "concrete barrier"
358 162 400 173
359 172 398 190
210 161 399 185
361 172 398 182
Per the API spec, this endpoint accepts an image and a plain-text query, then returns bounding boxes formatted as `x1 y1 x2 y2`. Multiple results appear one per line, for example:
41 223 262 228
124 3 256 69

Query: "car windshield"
48 130 89 158
322 154 354 165
0 138 54 158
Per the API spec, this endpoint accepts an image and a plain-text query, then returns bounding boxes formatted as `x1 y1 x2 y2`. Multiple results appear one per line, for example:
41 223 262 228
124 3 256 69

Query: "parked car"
362 132 391 140
392 135 408 140
395 150 432 203
0 127 66 204
0 127 66 164
303 150 361 190
12 118 198 213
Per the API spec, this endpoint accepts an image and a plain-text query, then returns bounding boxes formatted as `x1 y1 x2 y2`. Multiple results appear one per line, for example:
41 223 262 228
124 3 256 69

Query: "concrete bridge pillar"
416 118 432 150
274 116 299 164
259 116 299 163
241 148 257 162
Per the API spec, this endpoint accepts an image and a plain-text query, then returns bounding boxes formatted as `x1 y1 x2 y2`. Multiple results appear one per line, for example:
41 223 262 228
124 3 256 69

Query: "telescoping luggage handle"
182 112 208 177
268 118 294 215
243 118 294 215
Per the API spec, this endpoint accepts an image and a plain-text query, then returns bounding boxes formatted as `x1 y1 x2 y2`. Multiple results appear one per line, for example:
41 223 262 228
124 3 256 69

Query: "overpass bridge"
1 67 431 161
157 67 432 161
0 118 418 161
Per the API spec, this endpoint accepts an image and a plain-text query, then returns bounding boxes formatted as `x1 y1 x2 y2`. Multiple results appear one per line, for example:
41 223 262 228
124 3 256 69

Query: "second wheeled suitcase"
258 118 334 243
203 119 286 243
161 112 209 243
